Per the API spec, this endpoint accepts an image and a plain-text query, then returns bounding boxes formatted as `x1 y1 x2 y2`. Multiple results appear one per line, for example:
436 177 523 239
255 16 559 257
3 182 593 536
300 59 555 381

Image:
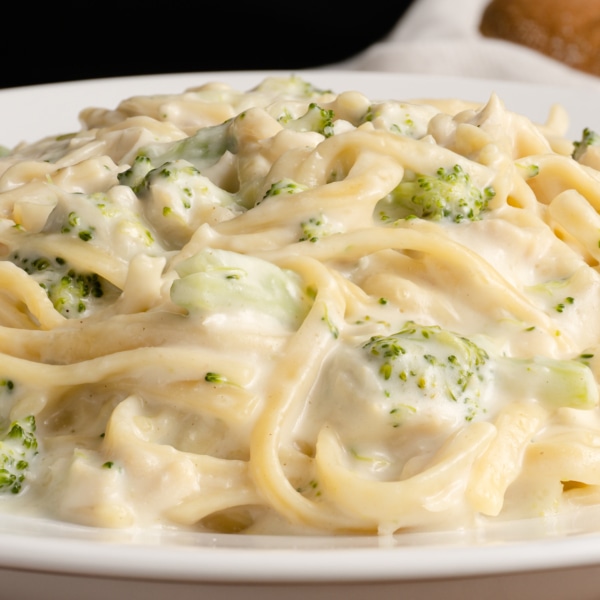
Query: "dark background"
2 3 415 89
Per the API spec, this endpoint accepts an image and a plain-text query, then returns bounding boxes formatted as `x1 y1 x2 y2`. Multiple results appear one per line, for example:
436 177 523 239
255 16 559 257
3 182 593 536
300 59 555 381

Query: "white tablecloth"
333 0 600 90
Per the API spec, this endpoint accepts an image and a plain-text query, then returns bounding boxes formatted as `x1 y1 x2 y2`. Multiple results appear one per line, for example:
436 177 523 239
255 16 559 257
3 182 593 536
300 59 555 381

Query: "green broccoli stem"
495 355 598 410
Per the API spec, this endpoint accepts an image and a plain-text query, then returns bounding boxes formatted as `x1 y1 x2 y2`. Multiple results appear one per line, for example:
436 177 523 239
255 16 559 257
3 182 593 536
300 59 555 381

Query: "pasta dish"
0 74 599 537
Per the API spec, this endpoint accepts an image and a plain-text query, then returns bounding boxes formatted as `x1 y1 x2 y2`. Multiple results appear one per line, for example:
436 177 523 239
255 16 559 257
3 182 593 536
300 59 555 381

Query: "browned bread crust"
479 0 600 76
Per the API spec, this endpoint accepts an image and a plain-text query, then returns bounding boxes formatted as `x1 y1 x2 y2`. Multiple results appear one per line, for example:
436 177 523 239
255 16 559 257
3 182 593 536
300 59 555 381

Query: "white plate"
2 70 600 600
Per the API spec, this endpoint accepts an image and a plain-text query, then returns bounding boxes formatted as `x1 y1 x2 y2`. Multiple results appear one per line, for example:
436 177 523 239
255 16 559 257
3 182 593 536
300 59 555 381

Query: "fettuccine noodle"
0 74 599 537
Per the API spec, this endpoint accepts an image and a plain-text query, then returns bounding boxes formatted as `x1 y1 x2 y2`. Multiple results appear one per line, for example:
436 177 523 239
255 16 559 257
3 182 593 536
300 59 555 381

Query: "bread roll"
479 0 600 76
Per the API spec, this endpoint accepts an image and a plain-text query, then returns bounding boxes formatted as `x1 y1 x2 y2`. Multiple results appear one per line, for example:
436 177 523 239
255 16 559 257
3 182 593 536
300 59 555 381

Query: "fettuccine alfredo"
0 75 598 537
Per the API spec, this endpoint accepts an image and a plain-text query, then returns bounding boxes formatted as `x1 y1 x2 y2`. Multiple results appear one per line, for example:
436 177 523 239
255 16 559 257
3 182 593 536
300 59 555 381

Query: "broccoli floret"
361 101 439 139
118 155 153 194
170 248 313 330
120 77 334 194
60 210 95 242
141 158 243 215
0 415 38 494
141 160 237 206
258 180 341 242
257 178 308 208
47 269 104 317
118 120 235 193
363 322 491 423
12 253 107 318
377 164 495 223
262 178 308 200
252 75 332 99
332 321 598 428
516 162 539 179
572 128 600 162
38 190 159 257
280 103 335 137
299 214 338 242
135 159 245 246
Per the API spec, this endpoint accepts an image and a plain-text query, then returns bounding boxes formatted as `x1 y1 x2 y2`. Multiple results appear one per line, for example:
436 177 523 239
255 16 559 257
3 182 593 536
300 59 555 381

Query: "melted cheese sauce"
0 75 597 537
